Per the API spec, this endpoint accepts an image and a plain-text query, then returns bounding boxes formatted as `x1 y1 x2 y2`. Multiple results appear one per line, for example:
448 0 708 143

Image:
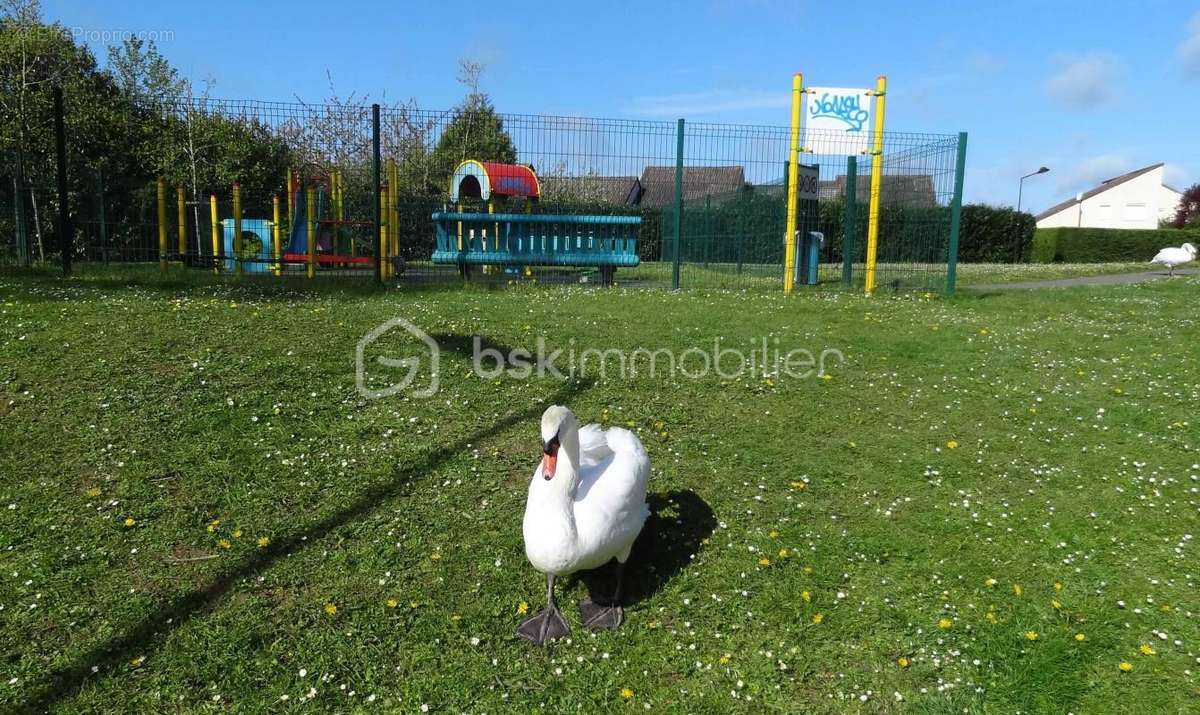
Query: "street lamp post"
1017 166 1049 213
1016 167 1049 262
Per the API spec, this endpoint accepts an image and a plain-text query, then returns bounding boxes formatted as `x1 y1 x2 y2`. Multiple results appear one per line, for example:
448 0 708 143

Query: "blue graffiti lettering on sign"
808 92 870 132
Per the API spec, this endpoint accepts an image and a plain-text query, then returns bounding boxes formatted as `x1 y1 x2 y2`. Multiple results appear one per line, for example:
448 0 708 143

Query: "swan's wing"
578 423 614 467
1151 248 1171 263
575 426 650 507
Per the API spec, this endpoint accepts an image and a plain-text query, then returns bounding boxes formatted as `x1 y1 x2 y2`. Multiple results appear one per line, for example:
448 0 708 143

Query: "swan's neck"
536 427 581 513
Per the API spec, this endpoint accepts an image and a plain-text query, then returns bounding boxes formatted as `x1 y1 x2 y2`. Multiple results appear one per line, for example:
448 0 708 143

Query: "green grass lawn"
1 267 1197 713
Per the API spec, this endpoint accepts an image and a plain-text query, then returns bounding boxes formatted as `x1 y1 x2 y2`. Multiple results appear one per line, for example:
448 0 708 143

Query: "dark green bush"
957 205 1035 263
1031 227 1200 263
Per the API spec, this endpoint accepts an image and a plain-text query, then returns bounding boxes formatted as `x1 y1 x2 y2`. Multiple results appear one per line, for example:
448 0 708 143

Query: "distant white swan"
518 405 651 644
1150 242 1196 276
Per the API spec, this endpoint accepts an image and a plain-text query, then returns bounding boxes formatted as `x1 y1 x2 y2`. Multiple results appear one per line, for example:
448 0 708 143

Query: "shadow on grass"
573 489 716 610
17 335 590 714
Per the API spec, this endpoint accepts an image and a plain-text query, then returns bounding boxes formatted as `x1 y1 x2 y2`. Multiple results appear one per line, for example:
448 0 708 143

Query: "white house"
1035 163 1183 230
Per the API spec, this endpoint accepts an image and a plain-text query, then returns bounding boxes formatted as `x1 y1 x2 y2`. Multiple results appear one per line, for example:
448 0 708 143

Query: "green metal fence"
0 91 967 292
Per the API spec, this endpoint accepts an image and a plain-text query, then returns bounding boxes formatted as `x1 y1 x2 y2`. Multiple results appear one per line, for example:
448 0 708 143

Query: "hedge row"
1031 227 1200 263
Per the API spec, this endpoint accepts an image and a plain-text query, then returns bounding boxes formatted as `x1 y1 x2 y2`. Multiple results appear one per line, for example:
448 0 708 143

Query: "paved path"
968 268 1198 290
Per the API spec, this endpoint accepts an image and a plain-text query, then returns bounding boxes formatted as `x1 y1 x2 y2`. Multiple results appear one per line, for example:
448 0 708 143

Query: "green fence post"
842 156 857 287
14 150 28 266
53 86 71 276
372 103 383 284
671 118 684 290
946 131 968 295
97 168 108 264
367 104 381 283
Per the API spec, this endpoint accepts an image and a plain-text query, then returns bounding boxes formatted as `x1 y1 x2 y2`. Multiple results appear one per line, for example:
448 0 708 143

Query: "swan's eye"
543 436 560 455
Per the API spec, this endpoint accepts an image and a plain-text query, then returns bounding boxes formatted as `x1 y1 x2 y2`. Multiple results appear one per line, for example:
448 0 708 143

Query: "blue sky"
45 0 1200 212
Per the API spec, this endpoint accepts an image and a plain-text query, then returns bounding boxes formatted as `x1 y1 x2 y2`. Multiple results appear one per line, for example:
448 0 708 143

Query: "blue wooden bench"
431 211 640 285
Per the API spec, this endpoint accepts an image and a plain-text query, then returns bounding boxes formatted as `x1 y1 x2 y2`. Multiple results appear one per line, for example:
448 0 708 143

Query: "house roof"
817 174 937 207
539 175 643 205
638 166 746 207
1034 163 1164 221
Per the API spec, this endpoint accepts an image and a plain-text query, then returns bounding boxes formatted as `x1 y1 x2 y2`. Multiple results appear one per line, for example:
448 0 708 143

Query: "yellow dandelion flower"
207 519 220 533
1051 599 1062 610
897 656 909 668
811 612 824 624
1025 631 1039 641
769 530 780 539
130 656 145 668
946 440 958 449
85 487 101 497
517 601 529 615
257 536 270 548
803 565 813 574
790 481 808 491
1074 633 1086 642
620 687 634 699
758 558 771 566
985 611 999 624
409 601 420 609
718 654 731 665
123 517 136 527
938 618 953 630
801 591 811 603
1119 661 1133 672
323 603 337 616
450 613 461 622
430 552 442 561
1053 582 1063 592
232 529 242 539
1012 584 1023 597
778 548 790 558
217 539 231 549
1139 644 1155 656
386 599 398 608
984 578 997 588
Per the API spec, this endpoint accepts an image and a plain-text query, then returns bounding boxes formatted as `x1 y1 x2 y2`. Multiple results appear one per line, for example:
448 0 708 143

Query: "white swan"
517 405 651 644
1150 242 1196 276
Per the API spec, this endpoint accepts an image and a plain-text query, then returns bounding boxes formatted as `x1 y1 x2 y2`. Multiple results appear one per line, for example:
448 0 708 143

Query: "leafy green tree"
0 3 148 257
427 63 517 196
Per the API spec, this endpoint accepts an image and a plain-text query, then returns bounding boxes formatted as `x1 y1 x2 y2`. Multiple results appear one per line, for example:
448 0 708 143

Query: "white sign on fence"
803 87 873 156
797 163 819 201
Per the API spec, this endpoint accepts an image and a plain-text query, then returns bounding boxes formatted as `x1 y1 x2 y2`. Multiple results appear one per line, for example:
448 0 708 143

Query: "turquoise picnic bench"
431 211 641 285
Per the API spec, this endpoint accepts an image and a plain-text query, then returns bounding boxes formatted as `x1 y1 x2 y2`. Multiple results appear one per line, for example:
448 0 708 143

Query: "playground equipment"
156 168 392 278
431 160 640 285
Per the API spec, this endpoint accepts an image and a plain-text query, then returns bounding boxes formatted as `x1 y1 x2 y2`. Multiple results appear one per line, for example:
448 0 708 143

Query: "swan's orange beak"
542 438 559 480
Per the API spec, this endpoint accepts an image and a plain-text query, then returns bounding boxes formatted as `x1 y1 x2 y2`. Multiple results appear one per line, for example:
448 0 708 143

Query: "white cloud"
1044 53 1121 108
1055 153 1130 195
628 89 789 118
1178 12 1200 77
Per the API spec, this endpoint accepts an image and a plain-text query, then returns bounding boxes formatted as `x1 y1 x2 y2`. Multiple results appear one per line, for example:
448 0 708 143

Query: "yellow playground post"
286 167 295 230
783 73 803 293
209 193 219 272
864 75 888 294
306 186 317 279
232 183 243 275
176 187 187 259
272 194 282 276
157 177 167 272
